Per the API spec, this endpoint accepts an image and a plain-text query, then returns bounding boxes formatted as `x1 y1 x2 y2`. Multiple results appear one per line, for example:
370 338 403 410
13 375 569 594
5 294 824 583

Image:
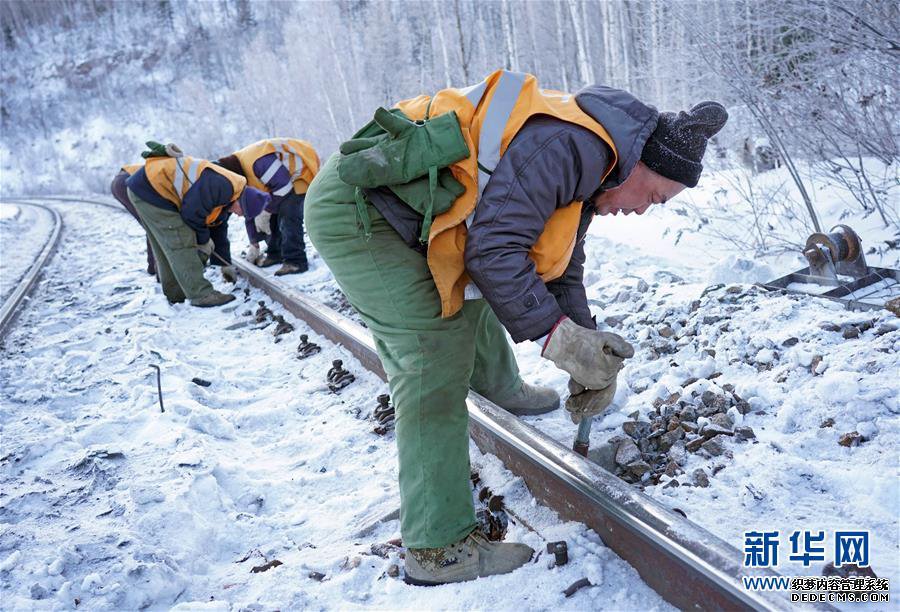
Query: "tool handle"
573 416 592 457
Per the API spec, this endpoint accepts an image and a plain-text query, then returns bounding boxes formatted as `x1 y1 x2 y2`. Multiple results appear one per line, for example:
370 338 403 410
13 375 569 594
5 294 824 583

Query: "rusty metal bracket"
766 225 899 311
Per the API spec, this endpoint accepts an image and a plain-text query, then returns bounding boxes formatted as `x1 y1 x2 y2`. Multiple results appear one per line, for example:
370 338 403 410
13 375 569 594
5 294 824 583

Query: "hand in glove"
221 265 237 283
197 239 215 265
542 317 634 389
254 210 273 235
245 243 262 265
566 379 618 424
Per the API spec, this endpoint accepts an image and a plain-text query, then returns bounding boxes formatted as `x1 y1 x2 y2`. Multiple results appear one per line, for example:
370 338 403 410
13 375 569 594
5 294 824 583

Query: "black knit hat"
641 101 728 187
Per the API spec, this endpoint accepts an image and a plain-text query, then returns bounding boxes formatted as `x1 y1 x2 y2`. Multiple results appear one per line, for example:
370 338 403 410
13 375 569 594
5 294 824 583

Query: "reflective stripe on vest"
475 70 527 199
172 156 201 199
260 158 283 184
173 158 185 196
462 70 527 231
460 71 527 298
272 182 293 197
269 138 304 180
460 78 489 107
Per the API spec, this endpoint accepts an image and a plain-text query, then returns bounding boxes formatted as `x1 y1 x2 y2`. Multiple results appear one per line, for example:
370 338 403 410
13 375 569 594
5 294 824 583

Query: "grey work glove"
244 243 262 265
254 210 273 235
542 317 634 389
197 239 214 265
566 379 617 424
221 265 237 283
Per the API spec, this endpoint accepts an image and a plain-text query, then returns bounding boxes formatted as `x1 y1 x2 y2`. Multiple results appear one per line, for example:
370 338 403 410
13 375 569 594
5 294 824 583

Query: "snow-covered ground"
0 202 670 610
0 202 55 304
2 159 897 609
246 162 899 589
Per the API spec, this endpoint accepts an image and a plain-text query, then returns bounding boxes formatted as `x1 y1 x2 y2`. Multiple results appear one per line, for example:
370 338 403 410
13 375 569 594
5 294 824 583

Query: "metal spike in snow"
230 256 823 612
764 224 900 312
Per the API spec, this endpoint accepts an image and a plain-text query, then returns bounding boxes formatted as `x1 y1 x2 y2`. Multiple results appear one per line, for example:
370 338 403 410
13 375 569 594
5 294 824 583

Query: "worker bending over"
305 70 727 585
126 142 270 307
217 138 319 276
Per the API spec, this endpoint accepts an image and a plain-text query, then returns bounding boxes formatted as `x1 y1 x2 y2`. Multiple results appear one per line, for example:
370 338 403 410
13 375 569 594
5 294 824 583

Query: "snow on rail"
0 200 61 337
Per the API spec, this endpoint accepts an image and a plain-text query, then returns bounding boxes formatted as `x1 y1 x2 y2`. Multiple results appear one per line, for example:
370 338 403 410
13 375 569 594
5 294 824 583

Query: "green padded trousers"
305 154 523 549
128 189 215 302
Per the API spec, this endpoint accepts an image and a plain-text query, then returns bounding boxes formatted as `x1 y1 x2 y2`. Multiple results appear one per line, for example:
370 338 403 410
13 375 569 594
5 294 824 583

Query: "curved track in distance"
0 200 62 340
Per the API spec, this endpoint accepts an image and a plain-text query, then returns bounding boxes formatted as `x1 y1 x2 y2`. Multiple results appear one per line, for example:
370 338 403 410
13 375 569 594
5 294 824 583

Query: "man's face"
230 200 244 216
592 161 686 216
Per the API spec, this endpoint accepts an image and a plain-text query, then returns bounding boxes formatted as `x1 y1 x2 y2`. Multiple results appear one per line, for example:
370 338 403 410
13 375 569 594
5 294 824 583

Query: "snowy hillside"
1 0 898 609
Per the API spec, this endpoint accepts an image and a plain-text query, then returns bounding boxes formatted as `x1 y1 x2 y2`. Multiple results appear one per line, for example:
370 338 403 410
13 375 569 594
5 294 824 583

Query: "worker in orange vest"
217 138 319 276
305 71 727 585
126 143 269 307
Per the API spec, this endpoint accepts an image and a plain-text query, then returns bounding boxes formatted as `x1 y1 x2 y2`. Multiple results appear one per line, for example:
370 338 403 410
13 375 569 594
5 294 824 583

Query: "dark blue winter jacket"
243 152 301 243
126 166 236 245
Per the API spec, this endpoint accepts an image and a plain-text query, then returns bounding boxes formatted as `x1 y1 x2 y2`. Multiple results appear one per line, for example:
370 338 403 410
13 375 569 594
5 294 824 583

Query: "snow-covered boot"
274 262 308 276
404 530 533 586
488 382 559 416
258 256 281 268
190 291 236 308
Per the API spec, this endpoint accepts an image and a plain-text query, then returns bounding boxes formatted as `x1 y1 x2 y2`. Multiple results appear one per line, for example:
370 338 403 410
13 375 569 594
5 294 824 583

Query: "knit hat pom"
683 101 729 139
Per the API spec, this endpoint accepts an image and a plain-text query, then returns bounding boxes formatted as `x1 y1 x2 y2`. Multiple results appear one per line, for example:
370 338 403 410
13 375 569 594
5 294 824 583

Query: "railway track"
5 195 822 610
0 201 62 340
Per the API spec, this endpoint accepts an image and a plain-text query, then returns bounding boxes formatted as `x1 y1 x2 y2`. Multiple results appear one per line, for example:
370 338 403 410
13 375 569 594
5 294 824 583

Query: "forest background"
1 0 897 250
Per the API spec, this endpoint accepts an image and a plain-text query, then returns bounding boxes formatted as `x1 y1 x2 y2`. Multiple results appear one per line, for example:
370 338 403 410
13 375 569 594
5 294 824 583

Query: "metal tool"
803 224 868 279
765 224 899 311
149 364 165 412
573 416 592 457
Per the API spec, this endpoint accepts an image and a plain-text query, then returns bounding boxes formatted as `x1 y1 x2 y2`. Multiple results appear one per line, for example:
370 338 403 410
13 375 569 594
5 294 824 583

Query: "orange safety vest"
143 156 246 226
232 138 320 197
122 163 142 175
394 70 619 318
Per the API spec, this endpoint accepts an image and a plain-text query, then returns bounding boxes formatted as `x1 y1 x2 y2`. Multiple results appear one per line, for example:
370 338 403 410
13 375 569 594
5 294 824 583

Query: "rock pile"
601 384 756 488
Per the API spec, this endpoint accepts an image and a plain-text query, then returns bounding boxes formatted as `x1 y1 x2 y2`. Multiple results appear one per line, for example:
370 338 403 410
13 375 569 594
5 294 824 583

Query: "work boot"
190 291 236 308
487 382 560 416
274 262 308 276
258 256 281 268
404 530 534 586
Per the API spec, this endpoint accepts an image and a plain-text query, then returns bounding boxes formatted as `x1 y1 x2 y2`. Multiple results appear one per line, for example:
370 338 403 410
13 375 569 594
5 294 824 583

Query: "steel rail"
24 195 829 610
231 257 816 611
0 201 62 340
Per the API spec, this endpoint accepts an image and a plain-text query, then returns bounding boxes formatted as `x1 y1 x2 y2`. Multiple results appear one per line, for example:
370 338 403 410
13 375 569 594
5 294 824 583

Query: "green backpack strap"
420 165 438 243
354 187 373 240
